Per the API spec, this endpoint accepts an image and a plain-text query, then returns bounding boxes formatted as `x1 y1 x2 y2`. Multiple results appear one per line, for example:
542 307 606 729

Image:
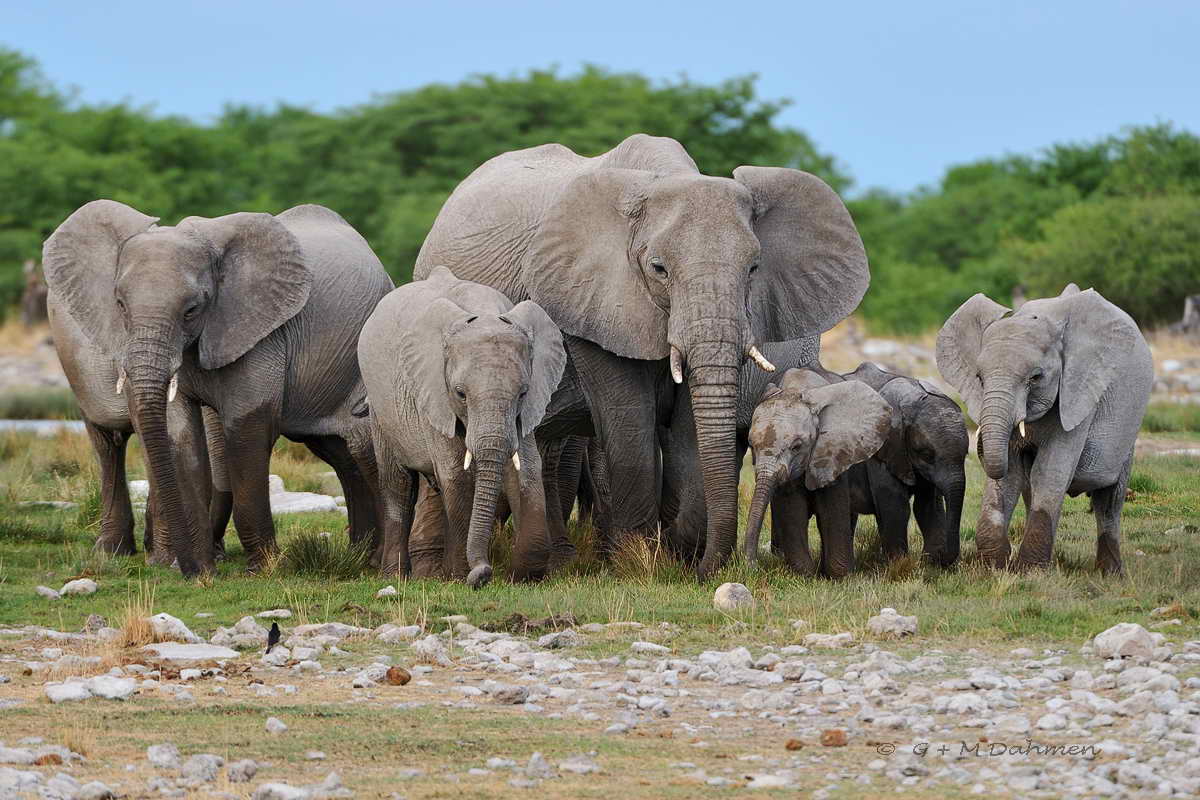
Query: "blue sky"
7 0 1197 193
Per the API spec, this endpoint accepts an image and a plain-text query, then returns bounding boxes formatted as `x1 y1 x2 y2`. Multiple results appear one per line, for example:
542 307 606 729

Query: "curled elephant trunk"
978 391 1015 480
689 348 742 581
127 338 208 578
464 433 508 589
743 458 782 562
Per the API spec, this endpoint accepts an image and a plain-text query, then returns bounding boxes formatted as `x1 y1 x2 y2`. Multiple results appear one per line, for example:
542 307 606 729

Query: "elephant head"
743 370 892 568
527 165 868 578
396 267 566 587
43 200 311 577
936 285 1140 480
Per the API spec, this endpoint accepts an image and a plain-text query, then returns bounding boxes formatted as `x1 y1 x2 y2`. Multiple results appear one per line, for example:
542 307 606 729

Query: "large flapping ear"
935 293 1010 421
1059 289 1143 431
503 300 567 437
778 366 834 394
42 200 159 354
733 166 869 341
845 361 897 393
180 213 311 370
395 295 473 438
526 168 666 359
802 381 892 490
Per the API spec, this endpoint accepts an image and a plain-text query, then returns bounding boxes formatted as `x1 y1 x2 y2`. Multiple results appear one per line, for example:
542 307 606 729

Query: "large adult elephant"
936 284 1153 573
44 201 394 577
415 135 869 578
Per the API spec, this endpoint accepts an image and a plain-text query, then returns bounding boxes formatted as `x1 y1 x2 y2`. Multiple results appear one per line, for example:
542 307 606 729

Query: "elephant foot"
1009 556 1050 573
1095 555 1124 577
548 541 577 571
146 548 175 567
467 564 493 589
96 537 137 557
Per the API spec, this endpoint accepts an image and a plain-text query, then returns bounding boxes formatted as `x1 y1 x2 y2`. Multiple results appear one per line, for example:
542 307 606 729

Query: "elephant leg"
85 420 135 556
224 414 279 572
975 442 1027 568
1013 434 1087 571
866 460 912 561
556 434 587 526
303 434 377 549
660 388 706 562
165 396 214 566
409 480 447 579
1090 451 1132 576
813 476 855 578
369 425 414 577
771 482 815 575
913 479 947 564
538 437 576 570
201 406 232 560
507 441 552 581
436 469 475 581
567 337 661 549
584 437 613 553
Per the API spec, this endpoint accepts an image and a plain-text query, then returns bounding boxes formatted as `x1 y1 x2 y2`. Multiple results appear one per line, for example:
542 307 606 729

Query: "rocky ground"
3 594 1200 799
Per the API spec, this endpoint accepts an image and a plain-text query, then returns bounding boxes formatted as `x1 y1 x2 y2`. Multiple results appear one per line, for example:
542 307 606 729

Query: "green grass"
0 387 80 420
1142 401 1200 433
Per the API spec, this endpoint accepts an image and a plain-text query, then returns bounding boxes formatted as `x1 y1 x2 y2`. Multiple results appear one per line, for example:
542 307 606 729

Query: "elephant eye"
649 257 668 278
455 387 466 399
519 389 528 399
1030 369 1044 382
116 298 126 314
749 263 759 275
184 303 200 320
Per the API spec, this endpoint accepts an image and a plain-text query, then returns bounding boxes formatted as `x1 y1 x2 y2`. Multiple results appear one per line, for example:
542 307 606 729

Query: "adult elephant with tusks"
415 134 869 579
936 284 1153 574
43 201 394 578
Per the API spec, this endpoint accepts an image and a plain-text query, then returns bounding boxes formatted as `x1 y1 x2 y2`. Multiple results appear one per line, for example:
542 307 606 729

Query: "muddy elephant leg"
567 337 662 551
975 442 1027 568
813 476 855 578
770 482 815 575
660 388 706 562
867 460 912 561
201 407 232 560
224 413 279 572
1091 451 1132 576
85 420 135 555
539 436 576 570
1013 433 1086 571
150 396 213 567
507 440 552 581
437 468 475 581
409 480 447 578
584 437 613 552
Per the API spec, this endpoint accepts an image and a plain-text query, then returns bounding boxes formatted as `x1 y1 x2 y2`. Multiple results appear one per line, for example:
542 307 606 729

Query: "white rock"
375 624 422 643
35 586 61 600
44 681 92 703
746 774 793 789
86 675 137 700
713 582 754 611
558 755 600 775
867 607 918 637
375 585 397 598
803 632 855 649
59 578 98 596
141 643 238 664
265 717 288 734
631 641 670 655
411 634 452 666
147 613 201 643
1093 623 1156 660
290 622 370 641
261 647 291 667
257 609 292 619
0 748 35 765
77 781 115 800
253 782 311 800
228 759 259 783
1036 713 1068 730
147 743 181 768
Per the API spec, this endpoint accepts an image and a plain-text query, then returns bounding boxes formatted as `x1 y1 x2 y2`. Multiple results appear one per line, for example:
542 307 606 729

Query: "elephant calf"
744 368 892 577
936 284 1153 574
358 267 567 587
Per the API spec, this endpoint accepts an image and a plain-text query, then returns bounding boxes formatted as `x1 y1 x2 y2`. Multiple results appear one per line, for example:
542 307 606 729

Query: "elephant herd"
40 134 1154 586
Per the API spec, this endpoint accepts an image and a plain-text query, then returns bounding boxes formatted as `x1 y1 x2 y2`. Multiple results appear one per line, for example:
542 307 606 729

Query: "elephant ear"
875 379 930 486
935 293 1010 422
802 381 892 490
1060 282 1081 296
733 166 869 340
42 200 159 355
1059 289 1143 432
526 168 666 359
180 213 311 370
395 296 472 438
503 300 567 438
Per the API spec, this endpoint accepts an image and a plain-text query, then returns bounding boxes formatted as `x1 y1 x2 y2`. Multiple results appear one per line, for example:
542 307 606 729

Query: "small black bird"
266 622 281 654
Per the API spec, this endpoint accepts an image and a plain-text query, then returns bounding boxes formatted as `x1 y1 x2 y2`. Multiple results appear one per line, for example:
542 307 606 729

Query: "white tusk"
1018 420 1026 439
670 346 684 384
512 452 521 471
463 450 473 470
116 368 126 396
167 373 178 402
748 346 776 372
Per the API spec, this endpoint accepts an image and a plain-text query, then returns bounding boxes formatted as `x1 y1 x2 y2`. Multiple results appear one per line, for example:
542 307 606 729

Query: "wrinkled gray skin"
49 293 233 560
743 369 892 577
936 285 1153 573
660 337 821 562
358 267 567 588
44 201 393 577
845 363 969 567
415 134 868 579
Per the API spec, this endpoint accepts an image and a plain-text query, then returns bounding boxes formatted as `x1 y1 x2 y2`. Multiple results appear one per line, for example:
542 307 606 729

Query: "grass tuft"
1142 402 1200 433
279 531 371 580
119 580 157 647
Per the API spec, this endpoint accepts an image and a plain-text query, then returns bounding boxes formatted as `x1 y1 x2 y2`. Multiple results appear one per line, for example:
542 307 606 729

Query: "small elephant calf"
358 267 567 587
744 368 893 577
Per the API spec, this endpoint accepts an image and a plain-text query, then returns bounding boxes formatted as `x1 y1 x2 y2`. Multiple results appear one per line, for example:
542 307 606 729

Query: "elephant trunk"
127 332 208 578
688 340 742 581
939 468 966 567
464 431 508 589
978 388 1016 480
743 458 782 562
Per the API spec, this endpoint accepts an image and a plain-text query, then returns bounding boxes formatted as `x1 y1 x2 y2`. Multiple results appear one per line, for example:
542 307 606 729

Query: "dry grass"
118 580 157 647
58 719 96 758
0 317 50 356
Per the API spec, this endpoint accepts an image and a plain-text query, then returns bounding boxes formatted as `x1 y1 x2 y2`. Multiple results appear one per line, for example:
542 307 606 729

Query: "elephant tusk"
167 373 178 402
116 368 126 396
512 452 521 471
670 346 684 384
1018 420 1026 439
463 450 473 470
748 346 775 372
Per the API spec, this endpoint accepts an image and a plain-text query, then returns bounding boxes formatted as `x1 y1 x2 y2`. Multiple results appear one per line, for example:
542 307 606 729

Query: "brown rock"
785 739 804 751
820 729 848 747
35 754 63 766
386 666 411 686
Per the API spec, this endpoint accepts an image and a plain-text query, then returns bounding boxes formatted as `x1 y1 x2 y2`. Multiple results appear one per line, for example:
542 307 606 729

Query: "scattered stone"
228 759 259 783
257 609 292 619
411 634 452 666
820 729 848 747
375 586 397 598
747 774 793 789
142 643 238 664
44 681 92 703
630 641 670 655
803 632 856 649
147 743 182 769
265 717 288 734
375 624 422 643
386 666 411 686
181 753 224 783
525 752 554 779
305 752 326 761
147 613 201 643
86 675 137 700
59 578 98 596
35 586 60 600
77 781 116 800
490 684 530 704
713 582 754 611
1093 623 1156 660
867 607 918 637
558 754 600 775
253 783 310 800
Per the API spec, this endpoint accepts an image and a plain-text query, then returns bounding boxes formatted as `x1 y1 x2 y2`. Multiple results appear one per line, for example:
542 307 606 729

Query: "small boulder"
77 781 116 800
385 666 411 686
59 579 98 596
375 586 397 598
142 643 237 664
227 760 258 783
411 634 452 666
257 609 292 619
147 613 201 644
35 586 61 600
1093 623 1156 660
85 675 136 700
867 608 918 638
44 681 92 703
147 743 182 769
713 582 754 611
265 717 288 735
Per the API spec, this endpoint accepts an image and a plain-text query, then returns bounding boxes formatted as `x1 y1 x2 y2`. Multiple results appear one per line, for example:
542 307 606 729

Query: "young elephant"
744 369 893 577
358 267 567 587
936 285 1153 574
845 363 969 567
